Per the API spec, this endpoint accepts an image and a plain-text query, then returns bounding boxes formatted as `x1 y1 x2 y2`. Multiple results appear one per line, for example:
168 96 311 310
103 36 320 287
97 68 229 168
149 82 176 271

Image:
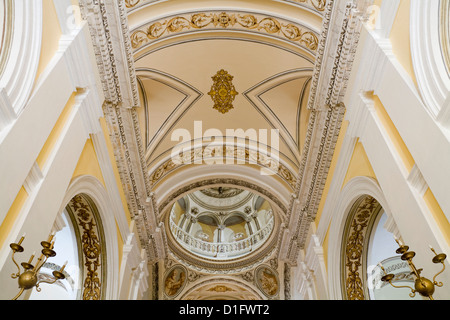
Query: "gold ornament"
208 69 238 114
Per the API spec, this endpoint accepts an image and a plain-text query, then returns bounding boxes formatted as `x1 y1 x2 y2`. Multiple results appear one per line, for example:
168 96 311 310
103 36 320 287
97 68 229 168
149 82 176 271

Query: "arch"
327 176 395 300
0 0 42 115
147 140 298 192
339 194 383 300
164 180 280 271
154 163 291 219
59 175 120 300
130 10 320 58
410 0 450 117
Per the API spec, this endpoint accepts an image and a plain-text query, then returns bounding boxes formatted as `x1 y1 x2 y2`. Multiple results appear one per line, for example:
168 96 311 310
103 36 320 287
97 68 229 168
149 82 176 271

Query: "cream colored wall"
0 0 148 300
306 0 450 300
34 0 62 88
389 0 418 88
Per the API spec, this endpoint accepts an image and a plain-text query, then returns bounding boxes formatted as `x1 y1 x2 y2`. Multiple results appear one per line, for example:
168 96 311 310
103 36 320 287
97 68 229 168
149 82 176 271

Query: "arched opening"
168 186 275 261
28 193 107 300
28 208 81 300
341 195 421 300
366 211 422 300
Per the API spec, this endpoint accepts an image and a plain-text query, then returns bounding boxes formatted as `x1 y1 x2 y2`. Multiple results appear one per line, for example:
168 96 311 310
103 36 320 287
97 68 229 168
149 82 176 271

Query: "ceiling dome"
169 187 274 261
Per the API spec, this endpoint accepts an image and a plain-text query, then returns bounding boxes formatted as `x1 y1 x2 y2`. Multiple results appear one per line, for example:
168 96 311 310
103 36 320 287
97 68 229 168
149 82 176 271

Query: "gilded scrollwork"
289 0 327 12
124 0 141 8
67 194 105 300
148 145 297 190
342 196 381 300
208 69 238 114
130 12 319 53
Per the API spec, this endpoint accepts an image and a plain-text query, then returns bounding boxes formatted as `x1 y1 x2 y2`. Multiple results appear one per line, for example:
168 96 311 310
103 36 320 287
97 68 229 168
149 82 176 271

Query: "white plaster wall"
0 4 139 300
320 9 450 300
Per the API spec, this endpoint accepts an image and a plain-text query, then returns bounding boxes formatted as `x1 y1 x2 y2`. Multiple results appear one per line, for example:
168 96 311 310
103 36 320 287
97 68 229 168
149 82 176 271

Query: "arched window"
28 194 106 300
341 195 422 300
28 208 82 300
366 210 422 300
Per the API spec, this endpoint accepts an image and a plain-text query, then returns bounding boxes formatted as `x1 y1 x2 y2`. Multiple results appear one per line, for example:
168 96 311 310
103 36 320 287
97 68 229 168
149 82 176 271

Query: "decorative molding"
61 175 122 299
158 178 288 215
407 164 428 197
303 233 328 299
284 263 291 300
326 176 393 300
66 194 107 300
23 161 43 195
78 0 163 264
0 87 15 132
130 11 319 54
410 0 450 117
0 0 42 115
341 195 382 300
296 261 316 299
441 0 450 76
370 0 400 39
136 68 203 155
283 0 327 13
78 0 139 108
243 68 314 162
280 0 370 265
148 144 297 191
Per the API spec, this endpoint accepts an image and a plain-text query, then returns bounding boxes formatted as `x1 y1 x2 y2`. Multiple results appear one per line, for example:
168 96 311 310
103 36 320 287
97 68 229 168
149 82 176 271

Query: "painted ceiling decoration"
77 0 373 298
130 11 320 55
207 69 239 114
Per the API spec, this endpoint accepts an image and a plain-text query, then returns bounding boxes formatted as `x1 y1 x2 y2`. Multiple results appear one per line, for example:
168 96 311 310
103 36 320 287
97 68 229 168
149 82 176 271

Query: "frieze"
130 11 319 54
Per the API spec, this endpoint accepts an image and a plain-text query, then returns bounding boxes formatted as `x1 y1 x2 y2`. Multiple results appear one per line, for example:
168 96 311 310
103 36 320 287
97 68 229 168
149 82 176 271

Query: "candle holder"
9 233 67 300
380 239 447 300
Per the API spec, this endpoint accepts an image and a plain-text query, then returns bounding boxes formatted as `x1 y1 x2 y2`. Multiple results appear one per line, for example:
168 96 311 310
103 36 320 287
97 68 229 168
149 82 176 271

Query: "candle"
28 251 36 264
429 245 437 254
47 231 56 242
18 233 26 245
60 261 68 272
394 235 403 246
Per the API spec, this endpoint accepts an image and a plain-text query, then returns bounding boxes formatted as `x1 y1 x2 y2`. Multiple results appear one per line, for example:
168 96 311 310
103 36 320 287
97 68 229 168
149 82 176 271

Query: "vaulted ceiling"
126 1 325 196
79 0 370 278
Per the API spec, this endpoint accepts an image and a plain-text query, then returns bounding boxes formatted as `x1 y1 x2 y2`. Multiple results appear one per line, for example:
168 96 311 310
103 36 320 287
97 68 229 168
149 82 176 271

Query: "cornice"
78 0 161 262
280 0 370 264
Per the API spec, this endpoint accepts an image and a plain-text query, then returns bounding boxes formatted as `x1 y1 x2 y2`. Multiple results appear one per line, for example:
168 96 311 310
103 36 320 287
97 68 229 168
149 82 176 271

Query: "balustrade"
169 215 274 259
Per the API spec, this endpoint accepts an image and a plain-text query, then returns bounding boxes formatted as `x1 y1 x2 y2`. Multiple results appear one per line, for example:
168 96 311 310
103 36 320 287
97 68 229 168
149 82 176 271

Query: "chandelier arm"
387 280 416 297
11 288 25 301
10 252 21 279
432 262 446 287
